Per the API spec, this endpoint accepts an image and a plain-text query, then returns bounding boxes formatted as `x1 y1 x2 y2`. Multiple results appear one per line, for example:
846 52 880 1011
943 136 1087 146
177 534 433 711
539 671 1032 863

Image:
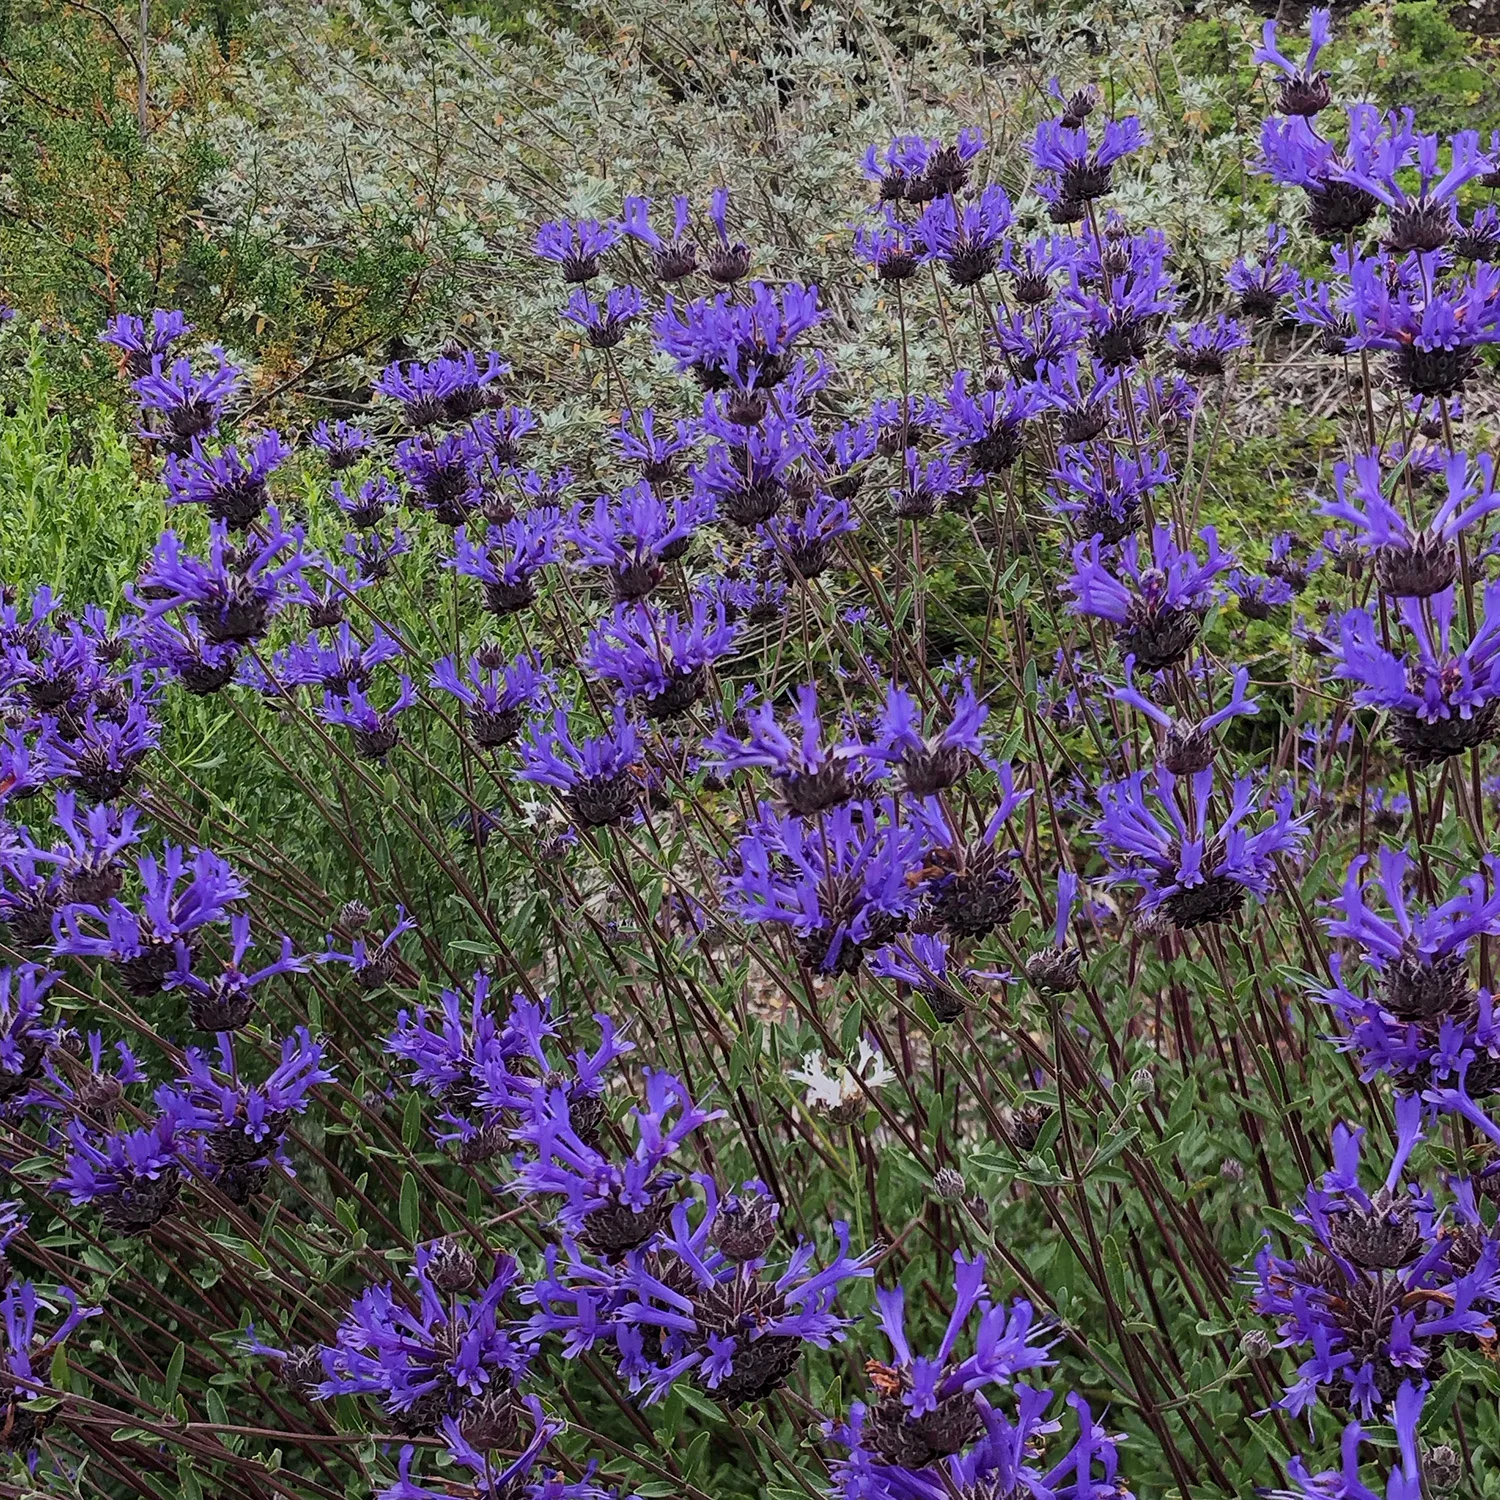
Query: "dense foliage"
8 2 1500 1499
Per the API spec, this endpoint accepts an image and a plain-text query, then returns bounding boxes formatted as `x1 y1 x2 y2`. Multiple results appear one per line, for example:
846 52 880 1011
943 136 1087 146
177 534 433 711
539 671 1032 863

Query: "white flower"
790 1040 896 1114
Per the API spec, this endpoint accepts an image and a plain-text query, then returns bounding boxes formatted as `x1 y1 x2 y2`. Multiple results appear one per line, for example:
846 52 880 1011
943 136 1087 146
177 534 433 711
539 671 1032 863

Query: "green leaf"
177 1457 204 1500
400 1172 420 1241
49 1340 71 1395
164 1341 186 1403
402 1092 423 1151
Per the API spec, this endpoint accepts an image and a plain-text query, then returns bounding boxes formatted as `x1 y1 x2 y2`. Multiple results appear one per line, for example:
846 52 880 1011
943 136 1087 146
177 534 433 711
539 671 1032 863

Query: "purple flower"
854 211 923 283
915 184 1013 287
582 599 738 720
277 621 405 695
868 933 975 1022
939 371 1042 475
1063 228 1178 366
1050 449 1170 544
394 431 482 526
432 650 548 750
1092 765 1306 929
135 508 309 645
1031 116 1147 212
138 617 239 696
0 964 63 1113
852 1253 1052 1465
54 844 247 995
345 527 410 584
1165 316 1248 378
375 1410 568 1500
654 283 821 394
131 354 242 453
42 693 161 803
518 706 643 828
760 492 858 581
724 797 924 974
1332 128 1494 253
622 194 698 281
1112 657 1260 775
168 913 305 1033
692 414 810 528
703 682 879 815
1267 529 1323 593
1258 104 1389 238
830 1386 1131 1500
1026 868 1084 993
1228 225 1300 316
388 979 629 1151
1251 1102 1495 1418
862 129 983 203
1307 250 1500 395
870 394 942 455
319 909 416 991
894 451 977 520
54 1091 203 1234
453 509 564 616
1254 8 1333 116
1226 569 1294 619
612 409 697 484
561 286 646 349
1322 450 1500 597
565 482 713 598
1067 525 1232 670
321 675 417 760
313 1244 533 1431
510 1068 722 1254
992 306 1088 382
607 1179 873 1404
705 187 752 284
378 353 507 428
309 419 372 469
0 1279 99 1457
100 309 191 375
870 678 989 797
1327 846 1500 990
534 218 623 281
177 1029 329 1200
1282 1385 1424 1500
332 475 399 529
1325 584 1500 762
1 792 141 945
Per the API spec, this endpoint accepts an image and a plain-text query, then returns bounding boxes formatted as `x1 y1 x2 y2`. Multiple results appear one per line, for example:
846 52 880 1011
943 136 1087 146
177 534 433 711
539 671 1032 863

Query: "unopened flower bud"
712 1190 779 1262
1239 1329 1272 1361
932 1166 967 1201
281 1345 325 1398
426 1238 479 1295
335 899 372 935
1219 1158 1245 1183
1423 1444 1463 1494
1025 945 1082 993
458 1386 523 1453
1130 1067 1154 1094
